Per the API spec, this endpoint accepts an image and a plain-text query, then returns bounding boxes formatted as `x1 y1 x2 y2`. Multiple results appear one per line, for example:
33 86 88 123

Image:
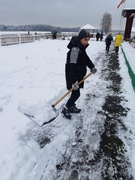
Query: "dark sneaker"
61 105 72 119
68 105 81 113
74 105 81 112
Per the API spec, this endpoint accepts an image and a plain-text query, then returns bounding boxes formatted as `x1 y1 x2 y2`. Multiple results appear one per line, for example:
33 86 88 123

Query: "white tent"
80 24 95 30
80 24 95 37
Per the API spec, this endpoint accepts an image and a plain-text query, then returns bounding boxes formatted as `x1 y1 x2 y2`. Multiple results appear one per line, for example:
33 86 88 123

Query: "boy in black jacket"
62 29 97 119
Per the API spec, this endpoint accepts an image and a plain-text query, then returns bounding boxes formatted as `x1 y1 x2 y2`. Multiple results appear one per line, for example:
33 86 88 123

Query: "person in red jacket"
61 29 97 119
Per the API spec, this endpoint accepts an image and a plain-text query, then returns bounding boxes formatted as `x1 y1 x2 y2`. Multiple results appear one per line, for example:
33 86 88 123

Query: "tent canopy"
80 24 95 30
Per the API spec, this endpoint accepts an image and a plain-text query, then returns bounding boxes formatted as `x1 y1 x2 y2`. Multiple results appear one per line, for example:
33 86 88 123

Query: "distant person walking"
114 32 123 53
100 32 103 41
96 32 100 41
51 30 57 39
105 33 113 52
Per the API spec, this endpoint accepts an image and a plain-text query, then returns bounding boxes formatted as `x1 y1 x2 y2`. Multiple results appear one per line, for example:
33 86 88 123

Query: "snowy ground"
0 38 135 180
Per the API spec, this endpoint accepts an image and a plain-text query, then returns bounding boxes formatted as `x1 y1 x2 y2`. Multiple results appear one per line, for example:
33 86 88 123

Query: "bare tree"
100 12 112 34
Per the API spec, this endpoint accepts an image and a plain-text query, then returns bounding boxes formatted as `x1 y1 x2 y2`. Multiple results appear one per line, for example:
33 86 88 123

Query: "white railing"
0 32 77 46
0 33 46 46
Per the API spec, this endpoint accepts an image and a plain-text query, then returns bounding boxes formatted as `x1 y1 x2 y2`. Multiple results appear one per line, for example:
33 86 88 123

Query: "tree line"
0 24 80 32
0 12 117 34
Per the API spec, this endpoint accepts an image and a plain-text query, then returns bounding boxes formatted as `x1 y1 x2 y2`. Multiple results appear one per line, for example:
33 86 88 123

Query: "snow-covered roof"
80 24 95 30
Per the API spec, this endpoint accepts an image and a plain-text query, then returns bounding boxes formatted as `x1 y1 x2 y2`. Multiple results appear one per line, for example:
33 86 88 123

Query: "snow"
132 27 135 32
122 42 135 72
0 36 135 179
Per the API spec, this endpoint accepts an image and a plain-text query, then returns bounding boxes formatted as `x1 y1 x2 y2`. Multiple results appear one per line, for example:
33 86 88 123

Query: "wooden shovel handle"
52 72 93 107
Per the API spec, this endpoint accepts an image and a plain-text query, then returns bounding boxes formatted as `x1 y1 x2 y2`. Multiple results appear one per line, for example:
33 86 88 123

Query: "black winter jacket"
65 36 95 90
105 35 113 45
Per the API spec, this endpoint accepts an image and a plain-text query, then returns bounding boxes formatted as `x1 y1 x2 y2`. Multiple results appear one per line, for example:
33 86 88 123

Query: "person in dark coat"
96 32 100 41
51 30 57 39
61 29 97 119
105 33 113 52
100 32 103 41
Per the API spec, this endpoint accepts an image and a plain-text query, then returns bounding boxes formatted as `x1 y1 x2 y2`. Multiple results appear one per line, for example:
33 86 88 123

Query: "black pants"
115 46 119 53
106 44 110 52
66 89 80 108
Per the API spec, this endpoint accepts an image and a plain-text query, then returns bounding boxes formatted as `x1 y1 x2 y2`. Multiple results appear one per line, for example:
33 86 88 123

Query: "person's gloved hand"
91 67 97 74
72 81 79 90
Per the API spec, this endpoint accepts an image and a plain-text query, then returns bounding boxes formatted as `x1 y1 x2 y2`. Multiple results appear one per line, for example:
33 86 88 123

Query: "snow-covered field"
0 37 135 180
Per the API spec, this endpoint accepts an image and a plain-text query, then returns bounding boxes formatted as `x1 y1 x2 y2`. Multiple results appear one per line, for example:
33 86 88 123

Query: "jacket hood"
67 36 89 50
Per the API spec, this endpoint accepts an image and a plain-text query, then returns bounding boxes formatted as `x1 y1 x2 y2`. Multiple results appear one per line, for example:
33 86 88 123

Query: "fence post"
0 35 2 46
33 34 35 41
18 34 21 44
43 33 46 39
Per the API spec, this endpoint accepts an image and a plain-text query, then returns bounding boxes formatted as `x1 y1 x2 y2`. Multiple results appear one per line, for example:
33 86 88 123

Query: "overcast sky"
0 0 135 30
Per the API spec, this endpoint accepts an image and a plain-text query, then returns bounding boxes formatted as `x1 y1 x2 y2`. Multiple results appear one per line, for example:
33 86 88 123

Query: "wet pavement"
35 49 134 180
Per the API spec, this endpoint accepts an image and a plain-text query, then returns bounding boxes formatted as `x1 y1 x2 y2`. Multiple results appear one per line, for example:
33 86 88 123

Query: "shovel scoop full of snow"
18 99 59 126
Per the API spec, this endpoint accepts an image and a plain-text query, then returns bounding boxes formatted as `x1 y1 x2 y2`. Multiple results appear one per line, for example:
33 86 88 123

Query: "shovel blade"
18 100 59 127
41 107 59 126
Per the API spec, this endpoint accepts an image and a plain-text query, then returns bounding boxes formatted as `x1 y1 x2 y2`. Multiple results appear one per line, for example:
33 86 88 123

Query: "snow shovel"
41 72 93 125
18 72 93 127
